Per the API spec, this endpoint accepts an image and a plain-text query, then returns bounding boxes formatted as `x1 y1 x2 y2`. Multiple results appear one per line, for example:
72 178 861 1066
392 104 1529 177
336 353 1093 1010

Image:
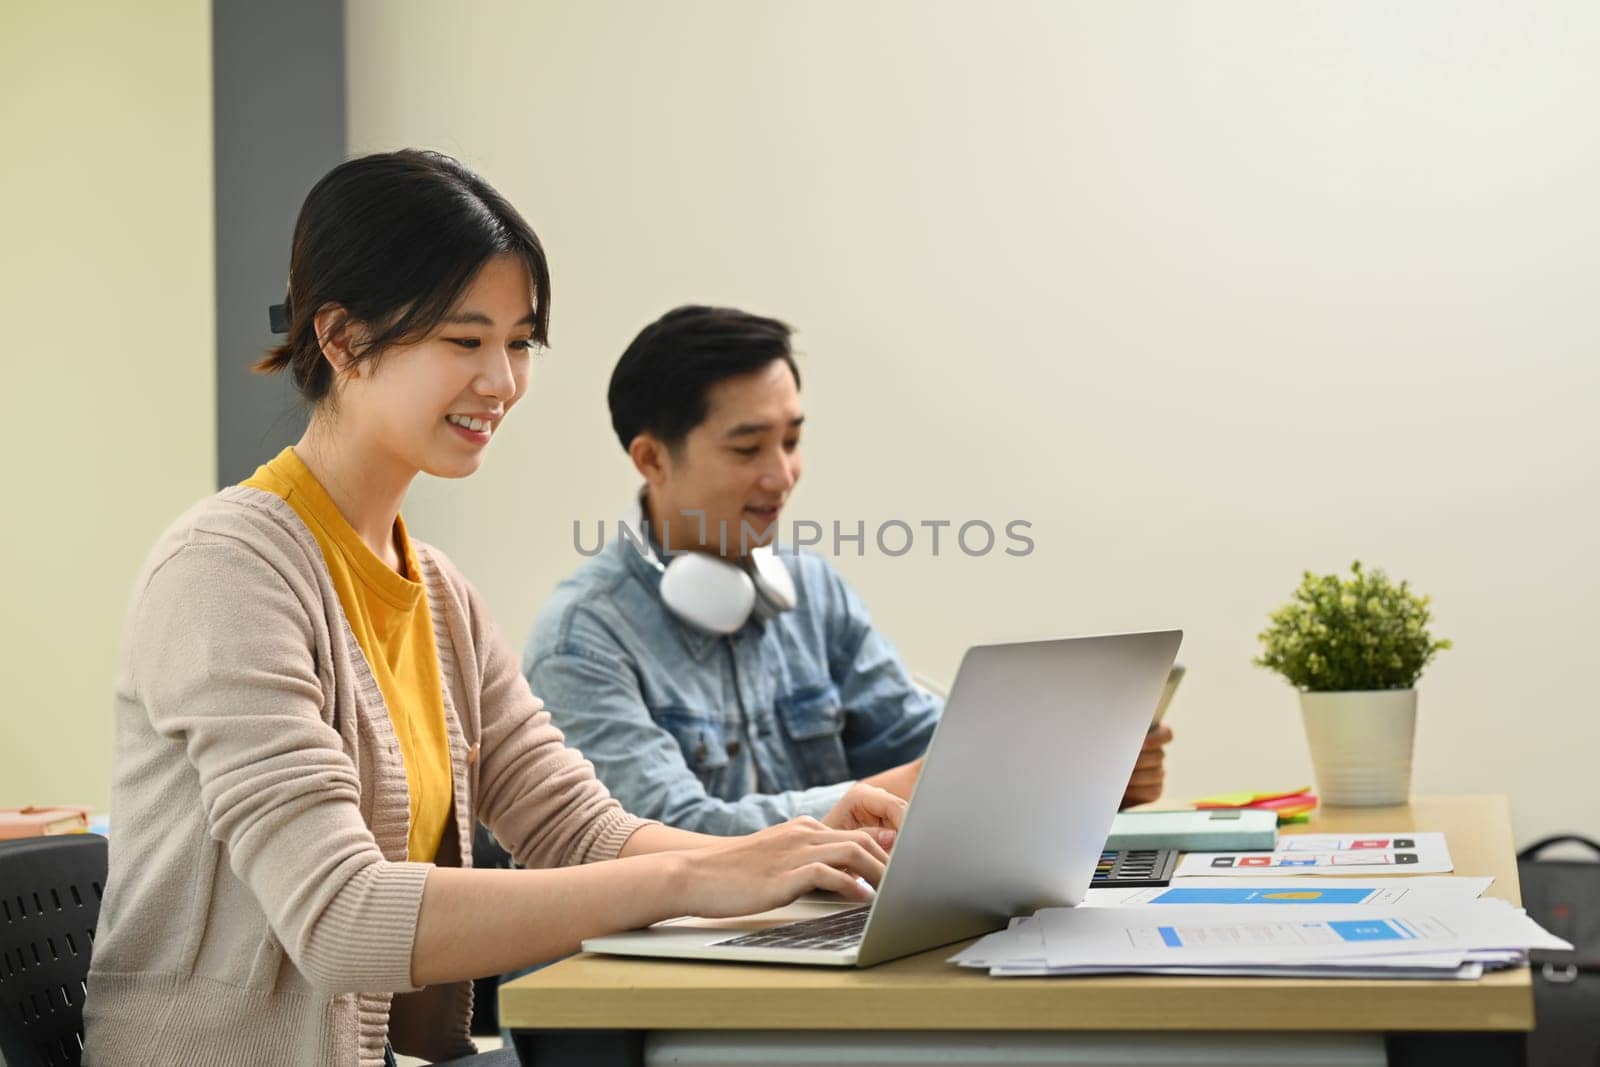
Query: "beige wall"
348 1 1600 845
0 2 214 810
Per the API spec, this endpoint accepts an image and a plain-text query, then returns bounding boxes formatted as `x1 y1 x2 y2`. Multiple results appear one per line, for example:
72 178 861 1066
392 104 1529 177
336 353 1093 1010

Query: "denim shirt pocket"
775 682 851 786
656 708 731 788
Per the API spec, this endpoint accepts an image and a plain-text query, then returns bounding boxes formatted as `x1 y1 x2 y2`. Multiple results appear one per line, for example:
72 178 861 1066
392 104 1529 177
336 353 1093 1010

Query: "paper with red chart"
1172 832 1453 878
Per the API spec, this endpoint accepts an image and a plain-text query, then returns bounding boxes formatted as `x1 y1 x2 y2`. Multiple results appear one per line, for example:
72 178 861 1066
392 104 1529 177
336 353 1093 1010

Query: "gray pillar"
212 0 345 487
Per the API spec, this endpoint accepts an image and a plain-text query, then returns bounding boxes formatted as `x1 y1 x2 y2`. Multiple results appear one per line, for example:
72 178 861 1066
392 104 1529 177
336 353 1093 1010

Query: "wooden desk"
500 795 1531 1067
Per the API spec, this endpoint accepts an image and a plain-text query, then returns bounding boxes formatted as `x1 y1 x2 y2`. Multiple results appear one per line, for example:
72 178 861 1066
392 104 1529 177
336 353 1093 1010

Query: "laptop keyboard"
715 906 871 951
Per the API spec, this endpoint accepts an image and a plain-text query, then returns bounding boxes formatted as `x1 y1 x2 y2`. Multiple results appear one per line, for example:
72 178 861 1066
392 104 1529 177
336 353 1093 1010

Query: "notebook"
1104 808 1279 852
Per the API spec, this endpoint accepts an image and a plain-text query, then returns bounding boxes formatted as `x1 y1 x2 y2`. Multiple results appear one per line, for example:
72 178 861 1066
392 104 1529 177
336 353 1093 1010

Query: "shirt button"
725 739 742 757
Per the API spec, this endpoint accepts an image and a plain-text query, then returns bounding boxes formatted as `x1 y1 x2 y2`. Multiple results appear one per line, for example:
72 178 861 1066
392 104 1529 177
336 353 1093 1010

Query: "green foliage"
1255 561 1451 692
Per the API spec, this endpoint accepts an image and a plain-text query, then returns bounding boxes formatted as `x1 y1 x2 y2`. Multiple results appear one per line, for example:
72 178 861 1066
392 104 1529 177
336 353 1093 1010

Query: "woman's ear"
313 304 359 378
628 434 670 488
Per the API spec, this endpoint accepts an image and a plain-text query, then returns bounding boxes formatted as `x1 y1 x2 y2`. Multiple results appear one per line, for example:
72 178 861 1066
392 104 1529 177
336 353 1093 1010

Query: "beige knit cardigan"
83 488 651 1066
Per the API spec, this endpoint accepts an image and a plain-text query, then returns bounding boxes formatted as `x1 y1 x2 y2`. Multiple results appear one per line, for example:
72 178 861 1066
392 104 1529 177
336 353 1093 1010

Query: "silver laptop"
583 629 1182 968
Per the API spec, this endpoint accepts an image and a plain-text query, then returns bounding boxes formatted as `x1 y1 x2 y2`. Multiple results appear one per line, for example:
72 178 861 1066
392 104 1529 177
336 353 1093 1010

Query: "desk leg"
510 1029 643 1067
1386 1032 1526 1067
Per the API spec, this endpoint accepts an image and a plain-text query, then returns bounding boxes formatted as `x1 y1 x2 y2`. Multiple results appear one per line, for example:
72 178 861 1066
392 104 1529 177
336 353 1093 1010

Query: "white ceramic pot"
1298 689 1417 806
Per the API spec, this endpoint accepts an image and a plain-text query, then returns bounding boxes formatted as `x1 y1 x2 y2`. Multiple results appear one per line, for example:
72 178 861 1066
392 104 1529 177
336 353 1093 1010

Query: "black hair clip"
268 301 292 335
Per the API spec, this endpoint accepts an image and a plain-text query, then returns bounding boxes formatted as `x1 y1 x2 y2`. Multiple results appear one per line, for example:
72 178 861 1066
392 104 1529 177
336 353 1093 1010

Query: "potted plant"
1256 562 1452 806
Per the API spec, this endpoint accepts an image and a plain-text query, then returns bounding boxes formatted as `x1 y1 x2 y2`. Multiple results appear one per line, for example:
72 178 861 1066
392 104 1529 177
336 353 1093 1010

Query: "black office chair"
0 834 107 1067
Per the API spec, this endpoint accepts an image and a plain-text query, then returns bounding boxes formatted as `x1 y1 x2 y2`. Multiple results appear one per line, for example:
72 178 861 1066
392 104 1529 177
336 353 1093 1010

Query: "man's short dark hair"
608 305 800 452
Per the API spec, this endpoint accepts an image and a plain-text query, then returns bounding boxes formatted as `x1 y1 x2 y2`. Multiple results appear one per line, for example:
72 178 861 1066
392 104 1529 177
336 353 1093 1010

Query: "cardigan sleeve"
128 538 429 994
440 554 654 867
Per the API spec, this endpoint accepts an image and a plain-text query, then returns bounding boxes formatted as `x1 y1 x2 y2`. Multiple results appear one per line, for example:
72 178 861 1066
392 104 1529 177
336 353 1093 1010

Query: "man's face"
648 359 804 560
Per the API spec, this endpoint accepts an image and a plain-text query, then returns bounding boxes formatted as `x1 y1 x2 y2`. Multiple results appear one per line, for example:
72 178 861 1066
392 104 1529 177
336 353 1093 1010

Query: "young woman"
83 149 903 1067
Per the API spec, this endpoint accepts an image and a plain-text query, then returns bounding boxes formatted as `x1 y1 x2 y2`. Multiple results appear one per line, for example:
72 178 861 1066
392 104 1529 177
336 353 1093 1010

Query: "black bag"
1518 834 1600 1067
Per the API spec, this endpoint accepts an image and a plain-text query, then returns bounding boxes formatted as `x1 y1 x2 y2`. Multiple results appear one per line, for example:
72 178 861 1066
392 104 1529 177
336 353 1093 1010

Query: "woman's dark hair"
256 149 551 404
608 305 799 453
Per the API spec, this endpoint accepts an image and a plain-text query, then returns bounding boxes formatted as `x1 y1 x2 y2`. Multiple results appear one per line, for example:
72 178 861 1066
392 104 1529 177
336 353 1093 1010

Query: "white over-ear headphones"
623 495 798 635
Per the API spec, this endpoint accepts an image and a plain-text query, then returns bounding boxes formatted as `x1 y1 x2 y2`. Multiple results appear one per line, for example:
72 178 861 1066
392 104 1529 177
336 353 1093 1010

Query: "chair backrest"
0 834 107 1067
1517 834 1600 1067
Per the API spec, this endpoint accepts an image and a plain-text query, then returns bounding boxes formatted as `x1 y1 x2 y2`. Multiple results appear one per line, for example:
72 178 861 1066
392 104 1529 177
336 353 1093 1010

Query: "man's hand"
821 781 907 849
1120 724 1174 809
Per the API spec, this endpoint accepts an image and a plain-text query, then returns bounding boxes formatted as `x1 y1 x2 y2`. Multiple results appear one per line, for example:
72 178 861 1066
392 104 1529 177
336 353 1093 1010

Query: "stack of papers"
952 877 1571 980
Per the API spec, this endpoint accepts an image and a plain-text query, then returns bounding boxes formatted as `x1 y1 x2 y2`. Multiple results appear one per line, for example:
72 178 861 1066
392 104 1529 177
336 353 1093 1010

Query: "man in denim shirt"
524 306 1171 835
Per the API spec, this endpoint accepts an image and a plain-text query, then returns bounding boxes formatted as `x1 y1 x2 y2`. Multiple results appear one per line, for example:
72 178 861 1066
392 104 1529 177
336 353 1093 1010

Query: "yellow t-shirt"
242 447 453 863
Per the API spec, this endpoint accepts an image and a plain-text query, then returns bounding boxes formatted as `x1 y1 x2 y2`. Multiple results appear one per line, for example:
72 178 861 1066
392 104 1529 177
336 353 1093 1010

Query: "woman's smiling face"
328 253 538 480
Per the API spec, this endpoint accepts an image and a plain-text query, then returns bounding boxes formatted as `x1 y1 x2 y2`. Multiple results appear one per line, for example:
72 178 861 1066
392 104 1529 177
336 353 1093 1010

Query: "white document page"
949 917 1041 969
1173 832 1453 877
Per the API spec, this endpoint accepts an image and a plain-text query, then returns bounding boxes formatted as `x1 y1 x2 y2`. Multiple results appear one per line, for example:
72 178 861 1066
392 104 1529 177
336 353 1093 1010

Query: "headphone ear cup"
659 552 757 635
748 546 798 616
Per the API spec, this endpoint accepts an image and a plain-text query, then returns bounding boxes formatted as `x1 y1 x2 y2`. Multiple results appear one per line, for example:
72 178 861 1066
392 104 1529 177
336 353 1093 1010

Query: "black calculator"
1092 848 1178 887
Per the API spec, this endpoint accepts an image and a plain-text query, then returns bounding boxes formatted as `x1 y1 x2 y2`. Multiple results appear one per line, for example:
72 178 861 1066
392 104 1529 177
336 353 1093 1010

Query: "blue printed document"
1083 875 1494 908
1150 887 1404 906
1138 913 1445 950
